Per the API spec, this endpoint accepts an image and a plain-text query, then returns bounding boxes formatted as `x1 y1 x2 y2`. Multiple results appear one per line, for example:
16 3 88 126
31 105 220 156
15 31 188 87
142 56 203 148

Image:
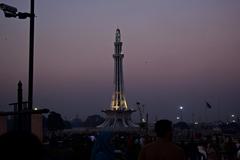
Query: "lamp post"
0 1 35 132
179 106 184 121
231 114 236 123
28 0 35 112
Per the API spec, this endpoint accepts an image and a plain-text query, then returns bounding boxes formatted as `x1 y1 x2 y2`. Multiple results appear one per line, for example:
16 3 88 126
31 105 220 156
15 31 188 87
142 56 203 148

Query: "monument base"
97 109 138 131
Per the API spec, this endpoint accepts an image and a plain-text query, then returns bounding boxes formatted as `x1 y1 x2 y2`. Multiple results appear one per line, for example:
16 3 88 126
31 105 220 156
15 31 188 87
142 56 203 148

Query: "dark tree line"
46 112 105 132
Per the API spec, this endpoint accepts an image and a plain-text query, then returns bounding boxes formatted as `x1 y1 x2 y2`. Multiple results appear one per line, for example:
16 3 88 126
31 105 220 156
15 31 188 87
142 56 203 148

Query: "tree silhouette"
84 114 104 127
47 111 65 132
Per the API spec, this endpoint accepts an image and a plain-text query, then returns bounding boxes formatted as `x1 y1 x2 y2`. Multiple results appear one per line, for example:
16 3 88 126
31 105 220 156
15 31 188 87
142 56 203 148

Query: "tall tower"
111 29 128 110
98 29 138 130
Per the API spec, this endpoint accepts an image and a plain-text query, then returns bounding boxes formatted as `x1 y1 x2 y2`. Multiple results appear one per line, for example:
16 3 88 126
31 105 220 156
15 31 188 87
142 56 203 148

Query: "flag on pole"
206 101 212 109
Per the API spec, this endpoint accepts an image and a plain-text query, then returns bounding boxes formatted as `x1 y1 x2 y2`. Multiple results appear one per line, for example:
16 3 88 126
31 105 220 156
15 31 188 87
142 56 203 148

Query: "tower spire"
115 28 121 42
111 28 127 110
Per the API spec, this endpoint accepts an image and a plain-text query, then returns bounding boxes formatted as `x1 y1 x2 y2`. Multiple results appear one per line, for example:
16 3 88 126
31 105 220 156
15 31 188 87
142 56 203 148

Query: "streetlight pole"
0 1 35 132
28 0 35 111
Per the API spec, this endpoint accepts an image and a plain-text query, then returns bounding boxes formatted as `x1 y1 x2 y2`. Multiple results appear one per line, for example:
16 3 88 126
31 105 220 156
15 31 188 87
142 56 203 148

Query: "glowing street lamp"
179 105 184 121
230 114 236 123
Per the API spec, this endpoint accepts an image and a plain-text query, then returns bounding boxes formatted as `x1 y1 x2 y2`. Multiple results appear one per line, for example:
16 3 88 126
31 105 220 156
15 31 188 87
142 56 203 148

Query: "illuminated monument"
98 29 138 130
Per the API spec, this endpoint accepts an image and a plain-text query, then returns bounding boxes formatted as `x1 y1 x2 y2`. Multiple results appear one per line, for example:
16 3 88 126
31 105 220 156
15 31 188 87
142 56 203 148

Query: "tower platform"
97 109 138 131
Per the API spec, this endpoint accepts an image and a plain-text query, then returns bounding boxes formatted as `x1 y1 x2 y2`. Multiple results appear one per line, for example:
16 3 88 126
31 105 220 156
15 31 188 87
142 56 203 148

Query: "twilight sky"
0 0 240 122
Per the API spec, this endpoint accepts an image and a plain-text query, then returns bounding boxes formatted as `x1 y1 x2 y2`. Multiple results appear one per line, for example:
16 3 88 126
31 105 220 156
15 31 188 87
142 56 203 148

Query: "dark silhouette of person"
225 136 237 160
91 131 115 160
138 120 185 160
0 131 43 160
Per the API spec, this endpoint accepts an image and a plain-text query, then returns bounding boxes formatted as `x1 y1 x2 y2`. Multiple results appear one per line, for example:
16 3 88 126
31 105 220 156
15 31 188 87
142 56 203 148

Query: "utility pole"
0 0 35 132
28 0 35 111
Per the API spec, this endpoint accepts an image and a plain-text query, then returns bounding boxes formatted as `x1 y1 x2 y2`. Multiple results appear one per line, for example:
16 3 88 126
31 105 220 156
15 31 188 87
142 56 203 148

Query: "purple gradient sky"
1 0 240 122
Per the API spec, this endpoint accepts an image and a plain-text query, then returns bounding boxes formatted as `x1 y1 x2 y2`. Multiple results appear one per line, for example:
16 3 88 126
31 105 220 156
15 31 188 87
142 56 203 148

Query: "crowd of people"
0 119 240 160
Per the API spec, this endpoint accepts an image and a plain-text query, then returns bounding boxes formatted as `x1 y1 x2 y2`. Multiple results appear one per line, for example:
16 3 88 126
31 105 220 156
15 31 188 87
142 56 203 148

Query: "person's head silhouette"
154 119 173 141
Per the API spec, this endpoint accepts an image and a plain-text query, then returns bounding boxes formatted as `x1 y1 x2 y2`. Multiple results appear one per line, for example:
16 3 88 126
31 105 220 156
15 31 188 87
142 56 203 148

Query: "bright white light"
34 107 38 111
176 116 180 120
179 106 183 110
231 114 235 118
194 121 198 125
